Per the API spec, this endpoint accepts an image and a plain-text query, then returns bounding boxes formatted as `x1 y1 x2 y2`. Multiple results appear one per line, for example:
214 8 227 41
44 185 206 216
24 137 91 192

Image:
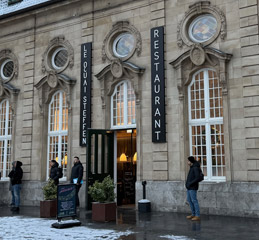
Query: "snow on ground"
0 216 133 240
160 235 195 240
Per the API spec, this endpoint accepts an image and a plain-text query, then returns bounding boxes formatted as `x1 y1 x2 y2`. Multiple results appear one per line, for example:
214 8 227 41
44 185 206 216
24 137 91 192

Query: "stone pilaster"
239 0 259 181
21 34 35 180
150 0 168 181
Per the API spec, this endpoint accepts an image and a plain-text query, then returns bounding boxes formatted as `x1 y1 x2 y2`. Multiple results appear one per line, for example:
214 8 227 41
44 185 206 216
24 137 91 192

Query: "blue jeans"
11 189 15 205
12 184 21 207
187 190 200 217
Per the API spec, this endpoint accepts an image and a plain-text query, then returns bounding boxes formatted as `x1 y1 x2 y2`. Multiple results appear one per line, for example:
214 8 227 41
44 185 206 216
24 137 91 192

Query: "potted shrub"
40 179 57 218
88 175 116 222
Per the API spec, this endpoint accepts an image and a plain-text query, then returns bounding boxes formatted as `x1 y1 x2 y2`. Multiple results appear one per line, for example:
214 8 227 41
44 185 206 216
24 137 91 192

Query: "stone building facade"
0 0 259 217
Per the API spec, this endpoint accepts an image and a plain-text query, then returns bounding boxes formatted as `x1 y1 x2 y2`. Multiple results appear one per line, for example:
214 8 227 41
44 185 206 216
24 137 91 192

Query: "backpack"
57 167 63 178
198 167 204 182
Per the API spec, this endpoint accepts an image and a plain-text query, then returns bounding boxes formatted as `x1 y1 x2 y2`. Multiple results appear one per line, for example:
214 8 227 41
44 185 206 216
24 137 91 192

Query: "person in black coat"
50 160 60 185
186 156 201 221
8 161 23 212
70 156 83 207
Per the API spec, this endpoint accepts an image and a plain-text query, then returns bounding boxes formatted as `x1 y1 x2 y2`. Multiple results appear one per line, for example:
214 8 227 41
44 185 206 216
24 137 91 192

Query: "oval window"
113 33 135 58
51 47 68 70
0 59 14 81
189 15 217 43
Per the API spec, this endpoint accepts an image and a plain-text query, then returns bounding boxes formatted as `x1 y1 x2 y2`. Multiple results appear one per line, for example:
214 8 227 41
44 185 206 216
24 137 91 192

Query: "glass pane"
191 125 207 176
2 60 14 79
114 33 135 57
190 15 217 43
211 124 225 177
54 49 68 68
127 81 136 125
190 71 205 120
208 70 223 118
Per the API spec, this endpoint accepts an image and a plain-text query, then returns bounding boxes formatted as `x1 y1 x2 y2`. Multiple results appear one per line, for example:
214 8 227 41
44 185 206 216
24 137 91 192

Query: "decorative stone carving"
35 73 76 114
102 21 142 62
111 59 123 78
42 35 74 74
47 71 58 88
190 44 205 66
170 47 232 100
177 1 226 48
0 83 4 97
0 49 18 82
96 61 145 108
0 79 20 116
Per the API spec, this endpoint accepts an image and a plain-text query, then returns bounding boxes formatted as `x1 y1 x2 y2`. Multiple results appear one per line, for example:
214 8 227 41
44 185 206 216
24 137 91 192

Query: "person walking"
70 156 83 207
186 156 201 221
8 161 23 212
49 160 60 185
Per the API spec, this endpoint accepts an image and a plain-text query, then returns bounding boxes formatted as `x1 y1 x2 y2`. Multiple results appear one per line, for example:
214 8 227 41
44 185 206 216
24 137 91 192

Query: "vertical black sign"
151 26 166 143
80 43 92 146
57 184 77 219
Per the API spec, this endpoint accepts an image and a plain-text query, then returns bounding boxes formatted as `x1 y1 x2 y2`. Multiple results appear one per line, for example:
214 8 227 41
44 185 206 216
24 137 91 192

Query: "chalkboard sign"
57 184 77 219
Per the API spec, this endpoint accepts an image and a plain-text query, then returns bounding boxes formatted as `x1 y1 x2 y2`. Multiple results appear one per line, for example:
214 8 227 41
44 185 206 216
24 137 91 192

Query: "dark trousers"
76 184 81 207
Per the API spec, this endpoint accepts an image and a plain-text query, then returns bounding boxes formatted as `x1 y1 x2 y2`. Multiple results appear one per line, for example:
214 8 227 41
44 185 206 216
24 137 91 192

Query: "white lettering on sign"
80 43 92 146
151 27 165 142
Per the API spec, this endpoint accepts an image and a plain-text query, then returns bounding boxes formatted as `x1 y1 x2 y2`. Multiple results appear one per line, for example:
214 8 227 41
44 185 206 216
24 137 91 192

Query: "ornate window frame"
170 45 232 181
111 80 136 129
35 72 75 180
177 1 226 48
0 49 18 83
42 35 74 74
47 91 68 181
0 99 12 180
188 68 226 181
0 81 19 181
102 21 142 62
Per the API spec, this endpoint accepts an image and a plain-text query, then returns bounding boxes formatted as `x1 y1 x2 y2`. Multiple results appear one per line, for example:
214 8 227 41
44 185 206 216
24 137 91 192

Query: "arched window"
0 100 12 180
188 69 225 181
111 80 136 128
47 91 68 179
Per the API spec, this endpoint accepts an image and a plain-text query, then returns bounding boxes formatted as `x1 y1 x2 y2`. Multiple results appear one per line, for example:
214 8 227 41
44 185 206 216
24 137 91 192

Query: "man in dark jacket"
70 156 83 207
8 161 23 212
186 156 201 221
50 160 60 185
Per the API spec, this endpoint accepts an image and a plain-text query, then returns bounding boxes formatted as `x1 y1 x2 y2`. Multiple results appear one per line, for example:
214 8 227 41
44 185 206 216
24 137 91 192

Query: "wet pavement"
1 205 259 240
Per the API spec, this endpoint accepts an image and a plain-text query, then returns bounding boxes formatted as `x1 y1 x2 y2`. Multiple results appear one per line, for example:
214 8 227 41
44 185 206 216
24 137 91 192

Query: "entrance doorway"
116 129 137 206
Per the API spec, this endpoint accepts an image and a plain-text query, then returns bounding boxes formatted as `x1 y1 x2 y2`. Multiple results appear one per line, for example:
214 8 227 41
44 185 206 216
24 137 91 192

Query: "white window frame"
47 91 68 181
51 47 68 70
0 59 13 81
111 80 136 129
188 68 226 182
0 100 12 180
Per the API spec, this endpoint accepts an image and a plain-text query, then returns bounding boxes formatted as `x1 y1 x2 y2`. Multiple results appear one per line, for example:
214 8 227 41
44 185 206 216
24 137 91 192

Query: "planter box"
92 202 116 222
40 200 57 218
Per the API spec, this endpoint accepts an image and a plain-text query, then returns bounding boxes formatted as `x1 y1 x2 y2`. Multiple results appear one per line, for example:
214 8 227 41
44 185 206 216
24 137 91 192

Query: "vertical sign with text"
80 42 92 146
151 26 166 143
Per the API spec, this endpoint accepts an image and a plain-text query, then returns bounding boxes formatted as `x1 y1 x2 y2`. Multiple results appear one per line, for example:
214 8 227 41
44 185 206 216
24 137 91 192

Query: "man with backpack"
50 160 63 185
186 156 203 221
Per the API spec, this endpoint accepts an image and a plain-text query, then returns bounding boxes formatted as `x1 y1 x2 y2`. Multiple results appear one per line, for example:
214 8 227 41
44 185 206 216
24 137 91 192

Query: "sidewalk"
1 205 259 240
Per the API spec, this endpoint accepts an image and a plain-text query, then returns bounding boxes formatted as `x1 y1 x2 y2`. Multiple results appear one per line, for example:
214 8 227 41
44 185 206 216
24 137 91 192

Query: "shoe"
191 216 201 221
186 215 194 219
9 203 15 207
11 207 19 212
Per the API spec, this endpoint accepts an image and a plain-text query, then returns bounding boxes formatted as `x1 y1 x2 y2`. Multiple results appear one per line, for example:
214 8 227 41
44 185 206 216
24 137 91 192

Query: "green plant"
42 179 57 200
88 175 115 203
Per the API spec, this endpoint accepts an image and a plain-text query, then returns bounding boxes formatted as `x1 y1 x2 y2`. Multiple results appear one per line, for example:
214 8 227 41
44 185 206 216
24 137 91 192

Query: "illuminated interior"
116 129 137 206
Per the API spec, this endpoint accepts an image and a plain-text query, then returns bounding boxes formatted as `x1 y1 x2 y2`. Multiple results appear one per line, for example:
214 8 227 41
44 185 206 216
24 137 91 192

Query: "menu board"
57 184 77 219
